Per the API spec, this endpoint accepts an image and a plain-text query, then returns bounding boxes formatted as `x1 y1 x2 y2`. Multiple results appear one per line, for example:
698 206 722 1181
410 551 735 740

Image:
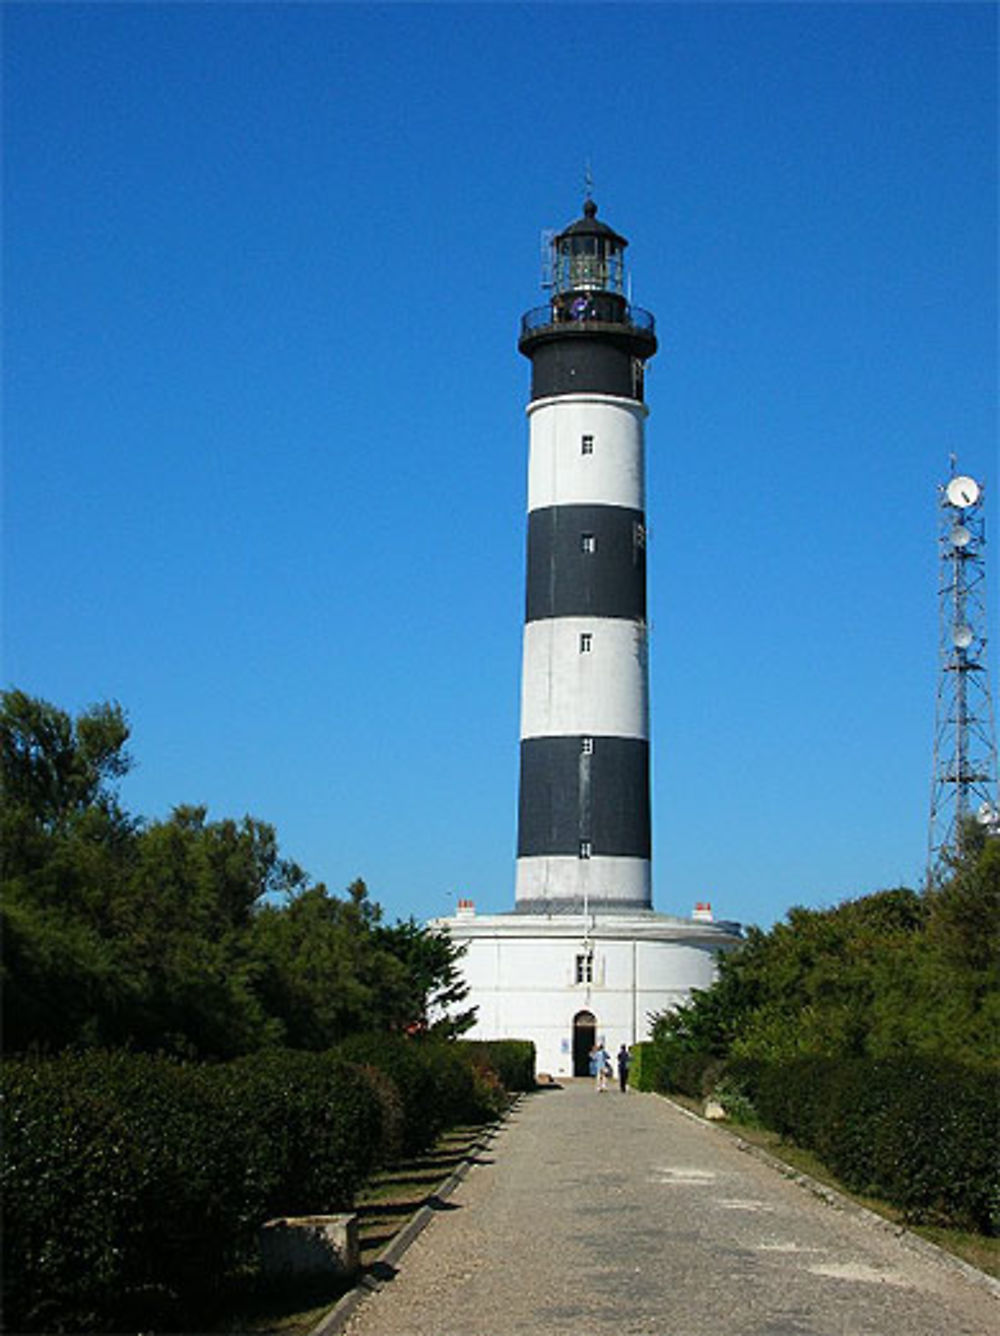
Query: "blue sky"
4 3 997 930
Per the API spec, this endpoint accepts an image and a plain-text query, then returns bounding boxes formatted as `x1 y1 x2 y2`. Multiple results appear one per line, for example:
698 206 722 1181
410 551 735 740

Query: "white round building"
431 200 740 1078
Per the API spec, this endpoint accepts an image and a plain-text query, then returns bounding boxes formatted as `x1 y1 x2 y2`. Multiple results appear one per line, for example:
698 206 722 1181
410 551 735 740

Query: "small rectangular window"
633 521 646 549
581 434 594 455
581 737 594 756
575 952 593 984
581 533 597 554
579 632 592 653
579 840 592 860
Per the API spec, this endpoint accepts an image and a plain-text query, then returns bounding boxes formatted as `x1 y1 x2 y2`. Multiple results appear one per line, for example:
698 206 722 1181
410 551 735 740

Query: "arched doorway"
572 1010 597 1077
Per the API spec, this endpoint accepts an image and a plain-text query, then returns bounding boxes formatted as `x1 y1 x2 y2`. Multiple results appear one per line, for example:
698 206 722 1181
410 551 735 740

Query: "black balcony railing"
520 303 655 340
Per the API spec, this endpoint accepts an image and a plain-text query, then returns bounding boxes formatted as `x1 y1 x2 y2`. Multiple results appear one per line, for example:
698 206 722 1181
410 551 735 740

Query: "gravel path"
343 1081 998 1336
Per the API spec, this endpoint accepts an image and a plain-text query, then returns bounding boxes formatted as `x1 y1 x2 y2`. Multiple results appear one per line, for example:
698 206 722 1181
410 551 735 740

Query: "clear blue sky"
5 3 997 930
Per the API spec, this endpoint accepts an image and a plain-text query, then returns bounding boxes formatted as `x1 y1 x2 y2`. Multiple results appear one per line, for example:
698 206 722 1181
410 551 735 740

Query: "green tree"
109 806 297 1056
2 690 137 1050
2 689 131 848
2 689 477 1057
374 916 476 1037
650 864 998 1077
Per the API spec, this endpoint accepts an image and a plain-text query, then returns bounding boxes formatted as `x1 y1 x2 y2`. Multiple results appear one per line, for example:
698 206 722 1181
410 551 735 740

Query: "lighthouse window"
581 434 594 455
581 533 597 554
579 841 592 860
575 952 594 984
579 633 592 653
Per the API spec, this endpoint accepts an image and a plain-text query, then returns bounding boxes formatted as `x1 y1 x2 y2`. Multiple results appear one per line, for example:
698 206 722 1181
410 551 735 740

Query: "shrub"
710 1068 761 1126
628 1041 663 1092
668 1051 725 1100
337 1033 486 1155
731 1055 999 1234
459 1039 535 1092
1 1048 387 1332
2 1051 234 1331
356 1061 406 1165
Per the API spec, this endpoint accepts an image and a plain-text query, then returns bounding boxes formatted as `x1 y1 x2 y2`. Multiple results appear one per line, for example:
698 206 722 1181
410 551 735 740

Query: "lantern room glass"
554 236 624 295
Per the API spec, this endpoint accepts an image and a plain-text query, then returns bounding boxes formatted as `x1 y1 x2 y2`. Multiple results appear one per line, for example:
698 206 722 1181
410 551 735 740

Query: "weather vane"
584 160 594 204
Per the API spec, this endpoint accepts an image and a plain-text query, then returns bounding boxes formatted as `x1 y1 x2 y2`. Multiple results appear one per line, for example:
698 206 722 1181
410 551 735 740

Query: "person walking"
590 1041 610 1092
616 1044 631 1093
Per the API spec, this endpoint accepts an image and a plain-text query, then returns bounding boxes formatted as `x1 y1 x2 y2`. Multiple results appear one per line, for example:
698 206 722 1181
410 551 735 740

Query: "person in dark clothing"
616 1044 631 1093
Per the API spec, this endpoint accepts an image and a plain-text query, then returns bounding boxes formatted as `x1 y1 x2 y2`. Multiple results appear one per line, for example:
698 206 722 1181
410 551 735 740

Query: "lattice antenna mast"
928 467 999 878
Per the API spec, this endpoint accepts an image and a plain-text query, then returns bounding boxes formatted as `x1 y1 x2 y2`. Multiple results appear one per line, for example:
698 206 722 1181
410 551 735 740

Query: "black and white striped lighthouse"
516 199 658 915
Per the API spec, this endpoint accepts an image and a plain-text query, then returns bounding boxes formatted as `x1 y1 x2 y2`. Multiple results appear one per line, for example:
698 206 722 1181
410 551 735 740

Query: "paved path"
343 1081 997 1336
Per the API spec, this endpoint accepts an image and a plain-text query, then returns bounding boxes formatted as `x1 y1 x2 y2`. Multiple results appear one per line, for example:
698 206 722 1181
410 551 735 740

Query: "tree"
1 689 130 841
649 865 998 1075
374 916 476 1037
2 689 477 1057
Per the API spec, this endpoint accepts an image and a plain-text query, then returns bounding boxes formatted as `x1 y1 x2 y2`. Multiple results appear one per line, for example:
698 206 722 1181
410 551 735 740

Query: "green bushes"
643 847 999 1236
335 1036 533 1157
338 1034 474 1155
664 1051 725 1101
2 1034 531 1331
460 1039 535 1093
727 1057 1000 1234
646 1045 998 1231
627 1042 661 1092
1 1048 389 1332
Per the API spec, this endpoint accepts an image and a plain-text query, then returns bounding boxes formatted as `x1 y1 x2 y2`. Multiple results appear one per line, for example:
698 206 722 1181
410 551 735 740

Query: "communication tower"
928 465 999 877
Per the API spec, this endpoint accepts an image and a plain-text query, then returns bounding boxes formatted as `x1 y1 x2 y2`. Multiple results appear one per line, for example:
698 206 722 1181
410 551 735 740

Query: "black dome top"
556 199 628 248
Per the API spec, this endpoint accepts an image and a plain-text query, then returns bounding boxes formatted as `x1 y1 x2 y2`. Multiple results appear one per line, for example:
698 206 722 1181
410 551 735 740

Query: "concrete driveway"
342 1080 998 1336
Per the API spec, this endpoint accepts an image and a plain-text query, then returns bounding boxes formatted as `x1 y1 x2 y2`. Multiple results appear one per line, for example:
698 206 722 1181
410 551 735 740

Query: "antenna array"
539 228 555 290
928 466 999 877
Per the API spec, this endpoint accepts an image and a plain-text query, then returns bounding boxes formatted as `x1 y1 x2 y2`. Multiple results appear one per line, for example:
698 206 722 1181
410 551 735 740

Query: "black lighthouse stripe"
528 337 641 402
526 504 646 623
517 735 650 858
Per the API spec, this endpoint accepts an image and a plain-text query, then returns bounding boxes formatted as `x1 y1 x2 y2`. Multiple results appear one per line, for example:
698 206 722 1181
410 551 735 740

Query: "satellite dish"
949 524 971 548
946 475 981 509
953 625 974 650
976 802 998 826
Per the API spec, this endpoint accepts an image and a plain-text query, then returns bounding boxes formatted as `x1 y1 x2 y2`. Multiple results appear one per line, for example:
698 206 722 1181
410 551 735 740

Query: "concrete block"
703 1099 726 1121
259 1213 359 1281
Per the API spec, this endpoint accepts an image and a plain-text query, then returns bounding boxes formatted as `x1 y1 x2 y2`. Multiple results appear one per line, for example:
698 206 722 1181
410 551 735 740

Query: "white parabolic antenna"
946 475 981 509
950 524 971 548
976 801 998 826
953 624 974 650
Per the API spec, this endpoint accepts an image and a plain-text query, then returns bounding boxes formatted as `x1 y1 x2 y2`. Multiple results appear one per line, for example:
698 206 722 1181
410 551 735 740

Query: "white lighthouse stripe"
515 854 651 909
527 395 647 512
520 617 649 740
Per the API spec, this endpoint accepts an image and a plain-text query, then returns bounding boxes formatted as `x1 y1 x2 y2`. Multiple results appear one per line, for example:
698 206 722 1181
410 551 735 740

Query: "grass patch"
354 1126 485 1268
910 1225 1000 1279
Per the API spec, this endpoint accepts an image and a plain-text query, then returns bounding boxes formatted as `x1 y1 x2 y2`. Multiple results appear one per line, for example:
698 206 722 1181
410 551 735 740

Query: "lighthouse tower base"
428 905 741 1078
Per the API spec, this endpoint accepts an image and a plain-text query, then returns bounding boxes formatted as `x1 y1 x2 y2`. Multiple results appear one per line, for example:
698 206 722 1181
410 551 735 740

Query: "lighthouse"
516 199 657 915
430 200 740 1077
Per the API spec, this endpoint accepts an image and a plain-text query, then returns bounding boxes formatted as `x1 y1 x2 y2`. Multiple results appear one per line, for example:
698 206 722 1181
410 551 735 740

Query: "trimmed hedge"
630 1041 720 1097
337 1033 482 1156
460 1039 536 1093
628 1042 658 1091
1 1048 388 1332
726 1056 1000 1234
1 1036 533 1331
